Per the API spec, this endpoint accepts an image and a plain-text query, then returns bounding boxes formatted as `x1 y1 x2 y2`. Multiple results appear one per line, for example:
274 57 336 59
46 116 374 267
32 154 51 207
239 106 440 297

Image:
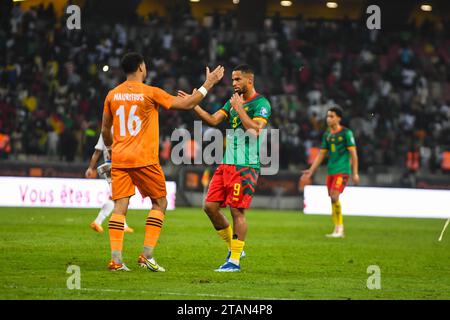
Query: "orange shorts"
111 164 167 201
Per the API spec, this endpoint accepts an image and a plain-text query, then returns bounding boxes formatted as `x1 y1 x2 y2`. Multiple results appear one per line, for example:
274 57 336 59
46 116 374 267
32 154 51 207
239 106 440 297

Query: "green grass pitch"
0 207 449 300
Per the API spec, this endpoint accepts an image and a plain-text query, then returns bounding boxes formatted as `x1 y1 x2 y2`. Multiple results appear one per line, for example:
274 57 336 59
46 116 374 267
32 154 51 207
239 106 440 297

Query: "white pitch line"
5 285 450 298
80 287 294 300
3 285 294 300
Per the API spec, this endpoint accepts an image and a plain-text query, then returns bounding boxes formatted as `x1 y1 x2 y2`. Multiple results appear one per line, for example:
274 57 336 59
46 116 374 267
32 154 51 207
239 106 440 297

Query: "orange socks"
109 213 125 263
109 210 166 262
143 210 165 258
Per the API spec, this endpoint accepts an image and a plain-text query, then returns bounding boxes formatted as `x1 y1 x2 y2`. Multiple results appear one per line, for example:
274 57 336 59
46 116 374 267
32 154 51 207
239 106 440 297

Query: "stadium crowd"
0 2 449 173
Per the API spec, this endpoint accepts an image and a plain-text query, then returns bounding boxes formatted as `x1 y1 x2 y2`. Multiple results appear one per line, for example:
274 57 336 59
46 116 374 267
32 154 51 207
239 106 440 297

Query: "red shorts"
205 164 259 209
326 173 349 194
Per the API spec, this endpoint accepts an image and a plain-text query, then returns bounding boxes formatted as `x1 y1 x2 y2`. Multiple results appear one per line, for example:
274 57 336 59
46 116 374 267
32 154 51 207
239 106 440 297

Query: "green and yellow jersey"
219 94 271 170
320 127 356 175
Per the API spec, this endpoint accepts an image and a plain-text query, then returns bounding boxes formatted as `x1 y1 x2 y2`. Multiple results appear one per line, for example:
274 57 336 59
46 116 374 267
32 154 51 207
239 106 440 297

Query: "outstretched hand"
206 65 225 85
177 90 189 99
177 88 198 99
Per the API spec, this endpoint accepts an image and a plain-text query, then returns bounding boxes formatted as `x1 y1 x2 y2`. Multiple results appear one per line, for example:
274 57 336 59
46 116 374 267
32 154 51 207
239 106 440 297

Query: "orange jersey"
103 80 175 168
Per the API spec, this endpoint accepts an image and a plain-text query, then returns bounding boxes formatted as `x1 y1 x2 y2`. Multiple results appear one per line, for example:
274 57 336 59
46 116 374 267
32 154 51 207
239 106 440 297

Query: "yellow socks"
229 238 245 265
217 226 245 265
217 225 233 250
218 226 244 266
332 201 343 227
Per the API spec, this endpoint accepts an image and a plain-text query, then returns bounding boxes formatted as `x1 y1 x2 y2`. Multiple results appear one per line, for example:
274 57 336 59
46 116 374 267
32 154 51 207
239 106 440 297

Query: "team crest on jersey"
338 136 343 141
260 108 268 116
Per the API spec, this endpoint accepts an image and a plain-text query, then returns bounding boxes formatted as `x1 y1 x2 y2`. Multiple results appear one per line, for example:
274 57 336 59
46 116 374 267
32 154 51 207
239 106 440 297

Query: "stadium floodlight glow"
326 2 338 9
232 0 240 4
280 1 292 7
420 4 432 12
102 65 109 72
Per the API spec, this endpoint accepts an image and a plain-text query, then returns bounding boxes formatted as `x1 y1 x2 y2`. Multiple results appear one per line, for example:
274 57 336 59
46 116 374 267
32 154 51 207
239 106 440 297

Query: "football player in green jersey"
184 64 271 271
301 106 359 238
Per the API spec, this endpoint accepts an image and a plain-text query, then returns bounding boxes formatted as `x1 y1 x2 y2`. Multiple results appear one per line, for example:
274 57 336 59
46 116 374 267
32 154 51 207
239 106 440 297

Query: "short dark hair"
233 64 254 75
121 52 145 74
328 106 343 118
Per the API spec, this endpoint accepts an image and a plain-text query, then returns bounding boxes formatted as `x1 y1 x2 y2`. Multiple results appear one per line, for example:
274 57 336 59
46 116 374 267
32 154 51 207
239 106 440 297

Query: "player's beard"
235 86 247 95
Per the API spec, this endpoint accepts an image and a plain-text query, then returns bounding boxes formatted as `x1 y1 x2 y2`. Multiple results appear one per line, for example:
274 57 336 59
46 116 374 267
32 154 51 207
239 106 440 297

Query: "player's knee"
162 197 168 209
203 202 213 215
330 194 339 203
113 205 127 216
230 208 245 219
113 198 129 215
152 197 167 212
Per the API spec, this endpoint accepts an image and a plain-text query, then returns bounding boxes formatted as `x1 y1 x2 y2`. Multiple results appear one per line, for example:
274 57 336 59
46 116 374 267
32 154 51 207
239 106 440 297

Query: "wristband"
198 86 208 97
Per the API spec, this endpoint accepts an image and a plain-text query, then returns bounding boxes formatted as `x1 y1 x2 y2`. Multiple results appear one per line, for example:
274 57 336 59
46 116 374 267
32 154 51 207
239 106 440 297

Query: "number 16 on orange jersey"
116 105 142 136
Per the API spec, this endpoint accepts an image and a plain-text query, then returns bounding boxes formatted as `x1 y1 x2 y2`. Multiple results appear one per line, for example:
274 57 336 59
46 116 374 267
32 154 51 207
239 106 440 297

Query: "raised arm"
170 66 224 110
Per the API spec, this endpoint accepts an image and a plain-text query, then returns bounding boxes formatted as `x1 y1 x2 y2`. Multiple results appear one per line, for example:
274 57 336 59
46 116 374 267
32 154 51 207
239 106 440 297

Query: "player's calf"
204 202 230 230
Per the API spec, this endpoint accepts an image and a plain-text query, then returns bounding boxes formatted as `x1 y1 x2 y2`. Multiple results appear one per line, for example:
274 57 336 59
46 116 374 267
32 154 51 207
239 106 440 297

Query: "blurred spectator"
0 3 448 176
0 132 11 159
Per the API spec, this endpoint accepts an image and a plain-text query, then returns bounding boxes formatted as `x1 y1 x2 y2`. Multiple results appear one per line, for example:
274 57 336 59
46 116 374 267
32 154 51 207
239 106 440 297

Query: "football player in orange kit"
102 52 224 271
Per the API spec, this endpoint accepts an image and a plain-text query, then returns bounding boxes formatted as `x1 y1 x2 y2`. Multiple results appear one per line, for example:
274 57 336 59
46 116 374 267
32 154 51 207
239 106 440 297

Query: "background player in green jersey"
301 106 359 238
186 64 271 271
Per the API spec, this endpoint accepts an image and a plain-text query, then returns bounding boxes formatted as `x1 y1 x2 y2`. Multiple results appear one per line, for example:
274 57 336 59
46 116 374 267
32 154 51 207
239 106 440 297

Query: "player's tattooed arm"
230 93 266 136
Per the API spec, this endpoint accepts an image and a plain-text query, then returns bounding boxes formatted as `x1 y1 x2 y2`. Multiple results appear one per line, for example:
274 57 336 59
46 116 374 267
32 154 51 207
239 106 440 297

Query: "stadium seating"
0 2 448 176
